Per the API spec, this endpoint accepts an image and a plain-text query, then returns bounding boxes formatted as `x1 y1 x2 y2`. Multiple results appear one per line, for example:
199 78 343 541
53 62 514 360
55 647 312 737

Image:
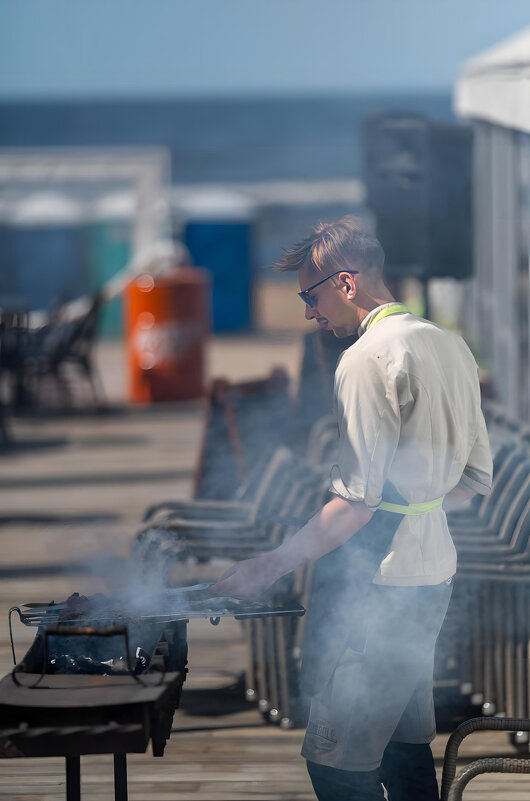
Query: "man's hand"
210 554 279 600
210 496 373 599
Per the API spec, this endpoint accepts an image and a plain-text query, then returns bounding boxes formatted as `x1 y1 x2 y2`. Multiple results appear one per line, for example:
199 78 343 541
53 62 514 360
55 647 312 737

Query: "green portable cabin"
88 191 134 338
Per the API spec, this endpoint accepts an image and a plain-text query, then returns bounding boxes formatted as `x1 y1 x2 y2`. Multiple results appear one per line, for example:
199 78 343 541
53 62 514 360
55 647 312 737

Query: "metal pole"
422 277 430 320
65 756 81 801
114 754 128 801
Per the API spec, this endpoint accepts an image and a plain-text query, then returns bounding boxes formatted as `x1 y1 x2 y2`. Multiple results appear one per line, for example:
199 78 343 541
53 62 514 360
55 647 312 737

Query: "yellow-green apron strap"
366 304 409 330
377 496 445 515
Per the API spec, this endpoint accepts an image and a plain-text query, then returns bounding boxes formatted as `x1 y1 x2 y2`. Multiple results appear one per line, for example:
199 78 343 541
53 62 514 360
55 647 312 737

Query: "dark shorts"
301 578 453 771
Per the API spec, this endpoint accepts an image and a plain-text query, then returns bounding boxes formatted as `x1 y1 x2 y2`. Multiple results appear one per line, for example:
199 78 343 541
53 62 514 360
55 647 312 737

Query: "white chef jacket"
330 303 493 586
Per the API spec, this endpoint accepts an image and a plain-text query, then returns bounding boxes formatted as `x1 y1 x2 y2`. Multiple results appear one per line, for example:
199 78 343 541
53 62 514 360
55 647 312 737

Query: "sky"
1 0 529 99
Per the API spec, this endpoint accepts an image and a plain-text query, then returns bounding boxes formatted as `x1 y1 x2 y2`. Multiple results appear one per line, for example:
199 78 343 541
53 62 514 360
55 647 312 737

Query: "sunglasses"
298 270 359 308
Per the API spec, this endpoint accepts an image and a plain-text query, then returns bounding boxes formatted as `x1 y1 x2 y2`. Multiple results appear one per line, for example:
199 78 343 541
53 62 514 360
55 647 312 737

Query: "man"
212 216 492 800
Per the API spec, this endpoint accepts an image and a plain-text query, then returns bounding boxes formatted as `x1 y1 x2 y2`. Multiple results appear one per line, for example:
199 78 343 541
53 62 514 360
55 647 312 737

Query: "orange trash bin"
125 267 210 403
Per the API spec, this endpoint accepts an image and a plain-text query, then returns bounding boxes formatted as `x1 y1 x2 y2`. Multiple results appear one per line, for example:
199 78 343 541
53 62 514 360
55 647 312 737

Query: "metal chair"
441 717 530 800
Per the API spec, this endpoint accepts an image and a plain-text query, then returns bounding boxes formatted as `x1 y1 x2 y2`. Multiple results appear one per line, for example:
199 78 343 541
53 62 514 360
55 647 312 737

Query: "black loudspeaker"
362 114 473 280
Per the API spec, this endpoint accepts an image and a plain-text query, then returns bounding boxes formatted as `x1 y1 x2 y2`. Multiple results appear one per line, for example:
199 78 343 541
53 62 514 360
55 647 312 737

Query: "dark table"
0 671 186 801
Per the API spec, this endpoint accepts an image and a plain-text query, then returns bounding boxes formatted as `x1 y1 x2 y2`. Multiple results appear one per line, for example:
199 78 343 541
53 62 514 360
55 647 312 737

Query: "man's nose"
305 304 318 320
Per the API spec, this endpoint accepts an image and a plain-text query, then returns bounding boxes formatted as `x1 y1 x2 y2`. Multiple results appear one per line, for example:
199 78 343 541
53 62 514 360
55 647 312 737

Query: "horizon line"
0 87 454 104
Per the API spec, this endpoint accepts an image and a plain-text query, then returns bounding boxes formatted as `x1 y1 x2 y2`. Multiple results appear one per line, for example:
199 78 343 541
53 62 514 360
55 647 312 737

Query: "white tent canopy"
454 26 530 133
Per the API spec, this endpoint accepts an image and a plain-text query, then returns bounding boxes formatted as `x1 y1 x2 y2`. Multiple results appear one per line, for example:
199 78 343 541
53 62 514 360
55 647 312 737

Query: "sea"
0 92 454 275
0 93 453 183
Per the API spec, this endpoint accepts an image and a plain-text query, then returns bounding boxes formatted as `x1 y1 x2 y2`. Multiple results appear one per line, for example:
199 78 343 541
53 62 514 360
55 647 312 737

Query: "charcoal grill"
1 587 304 800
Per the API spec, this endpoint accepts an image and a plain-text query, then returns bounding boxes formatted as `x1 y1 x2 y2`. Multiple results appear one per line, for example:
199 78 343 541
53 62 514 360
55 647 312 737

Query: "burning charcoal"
49 654 114 675
135 647 151 674
49 655 75 674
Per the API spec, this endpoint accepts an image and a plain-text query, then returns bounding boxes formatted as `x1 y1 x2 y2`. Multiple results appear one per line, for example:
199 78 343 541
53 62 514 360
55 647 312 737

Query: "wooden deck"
0 338 528 799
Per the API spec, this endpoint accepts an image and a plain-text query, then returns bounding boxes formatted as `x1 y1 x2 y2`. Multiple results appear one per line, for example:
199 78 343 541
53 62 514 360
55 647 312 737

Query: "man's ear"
340 272 356 299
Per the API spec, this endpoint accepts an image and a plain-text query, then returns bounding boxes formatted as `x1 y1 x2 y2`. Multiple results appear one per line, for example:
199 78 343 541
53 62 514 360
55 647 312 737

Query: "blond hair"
274 215 385 277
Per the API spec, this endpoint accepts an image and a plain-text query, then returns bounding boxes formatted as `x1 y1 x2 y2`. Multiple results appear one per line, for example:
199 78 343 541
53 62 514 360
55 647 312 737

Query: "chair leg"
81 356 107 409
114 754 128 801
65 756 81 801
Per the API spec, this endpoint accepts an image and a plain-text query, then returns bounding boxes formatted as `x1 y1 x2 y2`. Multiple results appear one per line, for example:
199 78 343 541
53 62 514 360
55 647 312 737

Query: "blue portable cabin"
10 192 88 313
178 190 256 333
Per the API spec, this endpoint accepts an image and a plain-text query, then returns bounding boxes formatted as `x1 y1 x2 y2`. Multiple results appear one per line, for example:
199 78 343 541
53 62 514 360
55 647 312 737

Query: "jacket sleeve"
460 408 493 495
330 350 402 510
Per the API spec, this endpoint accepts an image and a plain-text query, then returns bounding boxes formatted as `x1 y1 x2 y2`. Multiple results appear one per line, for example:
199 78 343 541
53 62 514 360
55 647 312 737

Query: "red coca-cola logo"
133 312 201 369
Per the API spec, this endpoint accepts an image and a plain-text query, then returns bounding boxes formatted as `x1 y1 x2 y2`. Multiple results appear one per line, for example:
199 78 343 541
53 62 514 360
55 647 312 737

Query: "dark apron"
300 482 407 697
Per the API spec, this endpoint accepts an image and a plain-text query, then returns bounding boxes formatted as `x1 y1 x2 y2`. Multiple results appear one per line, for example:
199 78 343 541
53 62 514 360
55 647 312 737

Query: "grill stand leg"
114 754 128 801
65 756 81 801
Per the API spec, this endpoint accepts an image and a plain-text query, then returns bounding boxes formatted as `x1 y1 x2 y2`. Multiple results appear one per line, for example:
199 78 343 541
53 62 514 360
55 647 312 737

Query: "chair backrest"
28 294 102 370
260 461 327 550
291 472 330 532
459 463 530 550
193 369 294 500
458 493 530 570
484 455 530 531
502 472 530 551
305 414 339 465
513 498 530 558
251 447 304 521
232 443 282 502
482 400 526 440
472 444 524 521
296 329 357 441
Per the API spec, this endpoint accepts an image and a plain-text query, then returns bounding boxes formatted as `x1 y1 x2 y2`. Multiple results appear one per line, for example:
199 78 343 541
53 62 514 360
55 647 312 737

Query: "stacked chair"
436 405 530 759
439 404 530 795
